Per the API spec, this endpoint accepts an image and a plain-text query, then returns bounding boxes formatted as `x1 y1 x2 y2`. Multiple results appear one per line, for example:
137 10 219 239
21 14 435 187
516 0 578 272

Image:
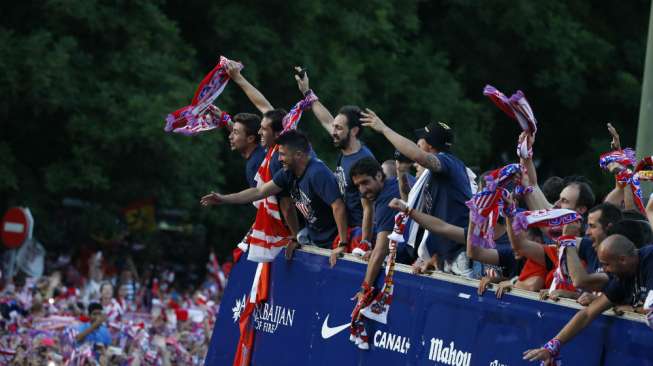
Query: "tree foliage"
0 0 649 257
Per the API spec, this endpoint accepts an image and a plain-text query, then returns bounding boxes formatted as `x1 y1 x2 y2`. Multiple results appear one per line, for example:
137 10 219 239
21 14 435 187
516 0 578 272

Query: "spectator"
75 302 111 346
361 110 473 276
524 235 653 363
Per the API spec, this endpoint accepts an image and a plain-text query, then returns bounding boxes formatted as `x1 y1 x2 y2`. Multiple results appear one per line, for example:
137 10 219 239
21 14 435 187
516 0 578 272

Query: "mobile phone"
295 67 307 79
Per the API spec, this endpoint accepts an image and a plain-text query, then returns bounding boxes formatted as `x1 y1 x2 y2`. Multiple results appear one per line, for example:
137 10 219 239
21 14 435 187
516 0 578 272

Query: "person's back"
423 151 472 262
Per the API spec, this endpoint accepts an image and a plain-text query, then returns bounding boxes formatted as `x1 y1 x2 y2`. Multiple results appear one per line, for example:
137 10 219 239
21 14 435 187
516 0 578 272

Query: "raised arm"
360 109 442 173
226 61 273 113
603 181 624 207
519 133 553 210
295 67 335 133
200 180 282 206
396 161 412 201
505 216 546 265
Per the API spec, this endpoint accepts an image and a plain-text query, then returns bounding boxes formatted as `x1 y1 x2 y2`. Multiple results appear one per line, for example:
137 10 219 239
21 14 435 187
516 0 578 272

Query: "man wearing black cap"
360 109 473 275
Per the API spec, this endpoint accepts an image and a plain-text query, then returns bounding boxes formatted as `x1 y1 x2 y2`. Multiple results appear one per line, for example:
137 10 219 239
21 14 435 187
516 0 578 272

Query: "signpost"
1 207 34 249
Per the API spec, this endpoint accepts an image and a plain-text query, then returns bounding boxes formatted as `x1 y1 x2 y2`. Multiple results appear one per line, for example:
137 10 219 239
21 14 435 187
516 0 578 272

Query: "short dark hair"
350 157 384 180
607 220 650 249
541 176 564 203
233 113 261 143
263 109 287 133
88 302 103 314
337 105 363 138
622 209 647 221
275 130 310 153
566 181 595 211
588 203 622 229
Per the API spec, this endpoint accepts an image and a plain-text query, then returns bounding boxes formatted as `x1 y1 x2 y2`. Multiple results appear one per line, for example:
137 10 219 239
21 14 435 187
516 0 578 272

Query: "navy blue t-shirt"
497 247 525 279
270 149 282 177
373 179 401 235
603 245 653 305
422 152 472 261
335 146 375 227
273 158 342 247
246 145 266 188
577 237 601 273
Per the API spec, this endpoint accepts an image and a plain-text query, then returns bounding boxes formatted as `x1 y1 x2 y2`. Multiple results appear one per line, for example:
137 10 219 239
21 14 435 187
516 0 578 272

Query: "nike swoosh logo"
321 314 350 339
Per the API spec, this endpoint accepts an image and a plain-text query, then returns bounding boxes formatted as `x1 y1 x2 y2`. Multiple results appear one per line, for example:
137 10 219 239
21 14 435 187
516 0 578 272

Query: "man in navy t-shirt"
524 235 653 364
201 130 348 256
341 158 401 277
360 109 472 275
295 71 375 228
565 203 623 304
229 113 266 188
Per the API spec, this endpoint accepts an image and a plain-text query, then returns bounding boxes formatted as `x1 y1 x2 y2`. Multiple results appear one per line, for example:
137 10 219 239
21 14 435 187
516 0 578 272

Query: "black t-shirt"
272 158 342 247
603 245 653 305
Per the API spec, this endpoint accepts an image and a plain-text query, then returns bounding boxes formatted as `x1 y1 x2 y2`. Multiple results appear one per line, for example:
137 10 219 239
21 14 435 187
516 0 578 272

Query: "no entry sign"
1 207 34 249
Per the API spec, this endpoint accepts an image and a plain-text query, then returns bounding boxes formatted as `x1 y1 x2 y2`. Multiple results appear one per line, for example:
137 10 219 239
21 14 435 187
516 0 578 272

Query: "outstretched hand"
360 109 388 133
607 123 621 151
523 348 553 364
294 66 310 94
200 192 225 207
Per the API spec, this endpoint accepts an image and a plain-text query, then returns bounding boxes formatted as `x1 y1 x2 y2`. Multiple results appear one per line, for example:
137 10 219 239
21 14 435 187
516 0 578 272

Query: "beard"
333 131 351 150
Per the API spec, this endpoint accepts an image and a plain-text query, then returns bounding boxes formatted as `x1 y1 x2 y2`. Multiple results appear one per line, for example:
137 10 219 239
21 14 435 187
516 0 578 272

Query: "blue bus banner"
206 247 653 366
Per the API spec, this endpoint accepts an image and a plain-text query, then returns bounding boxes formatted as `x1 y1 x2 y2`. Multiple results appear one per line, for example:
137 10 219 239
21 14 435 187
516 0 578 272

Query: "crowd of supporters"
0 247 228 365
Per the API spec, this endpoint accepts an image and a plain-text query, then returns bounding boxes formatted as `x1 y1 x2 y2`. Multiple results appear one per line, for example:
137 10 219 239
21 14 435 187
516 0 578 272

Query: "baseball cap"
414 121 453 150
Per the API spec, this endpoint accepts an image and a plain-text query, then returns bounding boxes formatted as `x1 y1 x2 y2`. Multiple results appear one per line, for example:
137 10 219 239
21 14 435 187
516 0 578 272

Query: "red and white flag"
246 92 318 262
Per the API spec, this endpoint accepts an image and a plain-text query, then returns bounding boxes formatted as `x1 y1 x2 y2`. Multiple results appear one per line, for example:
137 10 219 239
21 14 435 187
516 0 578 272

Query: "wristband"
338 241 349 248
557 235 577 248
543 338 561 358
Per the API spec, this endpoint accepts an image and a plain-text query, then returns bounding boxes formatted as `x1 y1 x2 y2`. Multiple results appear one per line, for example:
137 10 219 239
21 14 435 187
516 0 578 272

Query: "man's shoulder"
359 144 375 158
640 244 653 266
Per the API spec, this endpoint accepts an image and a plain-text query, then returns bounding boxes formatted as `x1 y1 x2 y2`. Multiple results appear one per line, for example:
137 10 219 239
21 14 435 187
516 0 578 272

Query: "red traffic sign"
1 207 33 249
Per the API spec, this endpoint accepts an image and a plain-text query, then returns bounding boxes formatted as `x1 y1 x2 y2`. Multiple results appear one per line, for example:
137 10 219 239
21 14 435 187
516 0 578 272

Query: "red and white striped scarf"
466 163 521 248
512 209 581 237
600 149 646 213
636 156 653 181
484 85 537 158
246 91 318 263
165 56 238 135
549 235 578 292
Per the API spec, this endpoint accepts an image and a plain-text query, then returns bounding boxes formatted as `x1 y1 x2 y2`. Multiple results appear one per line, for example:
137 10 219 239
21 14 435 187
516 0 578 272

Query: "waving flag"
466 163 521 248
636 156 653 181
599 149 646 214
512 209 581 236
165 56 239 136
484 85 537 158
246 91 318 262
